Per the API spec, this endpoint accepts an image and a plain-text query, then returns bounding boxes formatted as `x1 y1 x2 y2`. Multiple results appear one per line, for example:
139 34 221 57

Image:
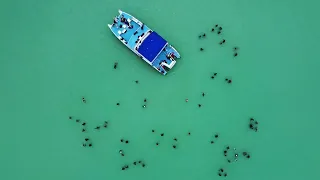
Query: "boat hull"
108 10 180 75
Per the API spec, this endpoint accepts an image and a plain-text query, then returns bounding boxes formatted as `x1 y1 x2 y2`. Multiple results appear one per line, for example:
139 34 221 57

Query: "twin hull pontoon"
108 10 181 75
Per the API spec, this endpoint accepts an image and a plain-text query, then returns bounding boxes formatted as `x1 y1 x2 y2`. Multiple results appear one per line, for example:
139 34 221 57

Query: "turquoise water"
1 0 320 180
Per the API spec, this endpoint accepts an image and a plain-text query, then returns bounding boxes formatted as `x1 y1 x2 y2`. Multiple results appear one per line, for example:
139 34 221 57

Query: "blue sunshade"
137 32 167 62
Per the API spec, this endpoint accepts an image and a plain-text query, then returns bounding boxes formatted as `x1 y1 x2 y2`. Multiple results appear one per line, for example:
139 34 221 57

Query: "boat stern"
167 59 176 68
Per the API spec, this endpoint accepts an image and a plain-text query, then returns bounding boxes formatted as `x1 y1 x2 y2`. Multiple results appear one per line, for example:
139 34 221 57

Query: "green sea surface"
1 0 320 180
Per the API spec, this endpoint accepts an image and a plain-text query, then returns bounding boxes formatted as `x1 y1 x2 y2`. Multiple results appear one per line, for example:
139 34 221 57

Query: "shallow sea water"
1 0 320 180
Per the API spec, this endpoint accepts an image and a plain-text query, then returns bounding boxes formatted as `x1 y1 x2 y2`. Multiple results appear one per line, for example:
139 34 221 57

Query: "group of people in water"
121 160 146 171
198 25 237 89
66 23 258 177
70 98 255 175
198 24 239 58
224 145 251 163
249 118 259 132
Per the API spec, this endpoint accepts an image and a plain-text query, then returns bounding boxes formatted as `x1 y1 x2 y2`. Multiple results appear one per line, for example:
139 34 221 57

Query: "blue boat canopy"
137 31 167 62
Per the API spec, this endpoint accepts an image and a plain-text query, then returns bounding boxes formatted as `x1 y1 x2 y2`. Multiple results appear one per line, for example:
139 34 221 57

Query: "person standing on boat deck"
169 53 176 59
120 15 125 22
120 15 130 26
113 16 118 24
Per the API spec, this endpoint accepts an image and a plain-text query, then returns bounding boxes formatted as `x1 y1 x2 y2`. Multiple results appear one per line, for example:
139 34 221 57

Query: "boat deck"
153 50 172 68
110 12 151 50
128 26 150 50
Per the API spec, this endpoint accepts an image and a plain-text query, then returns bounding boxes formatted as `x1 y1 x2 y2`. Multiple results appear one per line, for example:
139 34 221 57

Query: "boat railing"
131 17 143 26
134 30 152 50
117 35 127 44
